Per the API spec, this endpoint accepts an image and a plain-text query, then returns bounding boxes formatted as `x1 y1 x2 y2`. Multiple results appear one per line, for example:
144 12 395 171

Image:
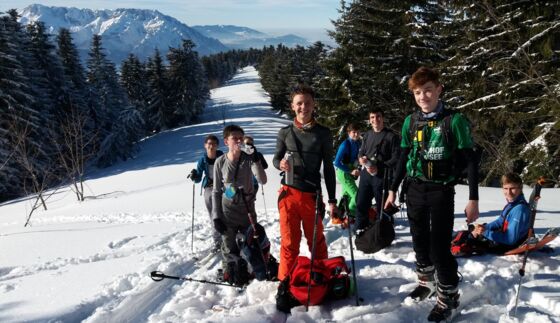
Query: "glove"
250 145 260 162
213 218 227 234
189 169 198 181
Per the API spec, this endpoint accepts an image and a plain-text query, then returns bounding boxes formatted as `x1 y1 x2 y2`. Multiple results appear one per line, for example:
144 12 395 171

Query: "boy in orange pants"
272 84 338 280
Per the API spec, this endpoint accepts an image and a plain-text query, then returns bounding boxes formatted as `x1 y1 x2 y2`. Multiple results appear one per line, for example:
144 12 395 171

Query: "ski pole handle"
151 271 173 281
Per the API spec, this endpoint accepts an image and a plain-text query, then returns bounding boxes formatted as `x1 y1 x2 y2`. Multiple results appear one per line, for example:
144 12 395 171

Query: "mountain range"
18 4 227 64
17 4 311 65
192 25 310 49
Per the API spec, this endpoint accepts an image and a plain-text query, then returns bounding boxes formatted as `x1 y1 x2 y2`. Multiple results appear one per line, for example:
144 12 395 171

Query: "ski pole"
341 196 361 306
192 182 195 254
261 184 268 221
512 177 544 316
513 236 538 316
306 186 322 312
150 271 243 289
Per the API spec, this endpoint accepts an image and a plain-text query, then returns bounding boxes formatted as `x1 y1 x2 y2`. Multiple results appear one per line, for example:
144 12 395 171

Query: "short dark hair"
290 84 315 102
346 123 359 132
223 124 244 139
243 135 254 144
408 66 440 90
205 134 219 144
501 172 523 187
368 108 384 116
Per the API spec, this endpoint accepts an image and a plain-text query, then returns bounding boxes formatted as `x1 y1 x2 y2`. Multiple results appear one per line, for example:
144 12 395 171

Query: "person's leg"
355 169 374 229
406 182 432 268
372 175 384 216
427 185 458 287
301 191 328 260
204 187 221 249
277 187 303 280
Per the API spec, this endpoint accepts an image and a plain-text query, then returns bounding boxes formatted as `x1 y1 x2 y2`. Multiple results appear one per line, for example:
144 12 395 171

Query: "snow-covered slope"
18 4 228 64
0 67 559 322
192 25 311 49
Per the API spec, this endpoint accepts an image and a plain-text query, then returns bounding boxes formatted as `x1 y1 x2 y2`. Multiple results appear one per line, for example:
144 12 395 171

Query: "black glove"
213 218 227 234
248 144 260 162
189 169 200 182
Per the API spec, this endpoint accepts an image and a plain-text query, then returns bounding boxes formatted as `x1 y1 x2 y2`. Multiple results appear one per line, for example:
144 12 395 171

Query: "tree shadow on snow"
86 97 290 181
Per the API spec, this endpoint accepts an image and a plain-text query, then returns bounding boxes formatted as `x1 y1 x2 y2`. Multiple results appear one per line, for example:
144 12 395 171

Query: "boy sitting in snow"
452 172 530 256
212 125 268 286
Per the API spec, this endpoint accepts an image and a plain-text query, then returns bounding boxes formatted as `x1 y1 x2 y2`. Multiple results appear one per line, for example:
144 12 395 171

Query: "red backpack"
276 256 351 312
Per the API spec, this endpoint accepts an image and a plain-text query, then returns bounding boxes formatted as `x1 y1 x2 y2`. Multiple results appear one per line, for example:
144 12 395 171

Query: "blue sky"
1 0 341 42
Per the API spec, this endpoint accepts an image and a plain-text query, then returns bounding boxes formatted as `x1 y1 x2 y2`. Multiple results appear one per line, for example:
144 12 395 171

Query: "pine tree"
56 28 94 200
318 0 449 134
121 53 150 135
86 34 141 167
166 39 209 126
145 49 172 132
442 0 560 183
0 10 48 204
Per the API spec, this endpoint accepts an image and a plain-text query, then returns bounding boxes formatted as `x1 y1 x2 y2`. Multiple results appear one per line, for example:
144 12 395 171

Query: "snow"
1 66 559 322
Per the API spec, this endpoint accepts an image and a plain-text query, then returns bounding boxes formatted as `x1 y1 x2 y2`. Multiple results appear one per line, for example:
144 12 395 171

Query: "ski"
504 227 559 255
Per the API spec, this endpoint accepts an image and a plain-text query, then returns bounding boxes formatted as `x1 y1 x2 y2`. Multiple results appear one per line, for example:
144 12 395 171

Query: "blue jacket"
333 137 361 173
484 194 530 245
193 150 224 192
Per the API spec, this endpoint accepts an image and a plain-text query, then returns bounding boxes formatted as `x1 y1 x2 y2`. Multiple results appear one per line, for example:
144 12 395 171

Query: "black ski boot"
275 277 298 313
427 284 460 322
407 264 436 301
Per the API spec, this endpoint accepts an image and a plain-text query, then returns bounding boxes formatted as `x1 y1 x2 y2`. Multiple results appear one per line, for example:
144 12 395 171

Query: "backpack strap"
408 109 456 152
289 124 307 169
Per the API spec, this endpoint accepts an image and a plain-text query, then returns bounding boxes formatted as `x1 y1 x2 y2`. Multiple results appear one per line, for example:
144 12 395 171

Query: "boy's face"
369 112 384 131
291 93 315 124
348 130 360 141
205 139 218 155
412 81 442 113
502 182 522 203
224 131 244 152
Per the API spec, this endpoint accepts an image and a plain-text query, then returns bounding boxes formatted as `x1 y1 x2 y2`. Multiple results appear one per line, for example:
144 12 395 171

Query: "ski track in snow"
1 67 559 322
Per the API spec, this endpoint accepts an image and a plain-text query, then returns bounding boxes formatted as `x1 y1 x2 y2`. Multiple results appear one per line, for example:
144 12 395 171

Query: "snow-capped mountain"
192 25 311 49
18 4 228 64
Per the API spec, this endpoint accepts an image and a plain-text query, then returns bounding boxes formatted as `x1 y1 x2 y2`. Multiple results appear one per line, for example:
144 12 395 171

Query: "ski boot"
275 277 298 313
407 264 436 301
427 284 460 322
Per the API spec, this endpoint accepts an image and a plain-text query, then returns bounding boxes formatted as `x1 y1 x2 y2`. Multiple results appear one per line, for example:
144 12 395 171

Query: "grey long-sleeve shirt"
212 152 267 223
272 123 336 201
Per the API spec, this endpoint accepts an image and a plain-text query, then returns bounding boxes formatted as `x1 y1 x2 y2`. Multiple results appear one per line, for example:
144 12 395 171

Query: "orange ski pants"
277 185 328 280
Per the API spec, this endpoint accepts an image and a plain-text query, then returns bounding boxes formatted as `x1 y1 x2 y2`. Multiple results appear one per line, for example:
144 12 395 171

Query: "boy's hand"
359 156 368 166
249 145 260 162
328 203 338 220
471 224 485 238
384 190 396 210
280 159 290 172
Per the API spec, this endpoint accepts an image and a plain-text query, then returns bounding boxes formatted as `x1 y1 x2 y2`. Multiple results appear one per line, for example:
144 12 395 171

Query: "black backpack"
355 212 395 254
